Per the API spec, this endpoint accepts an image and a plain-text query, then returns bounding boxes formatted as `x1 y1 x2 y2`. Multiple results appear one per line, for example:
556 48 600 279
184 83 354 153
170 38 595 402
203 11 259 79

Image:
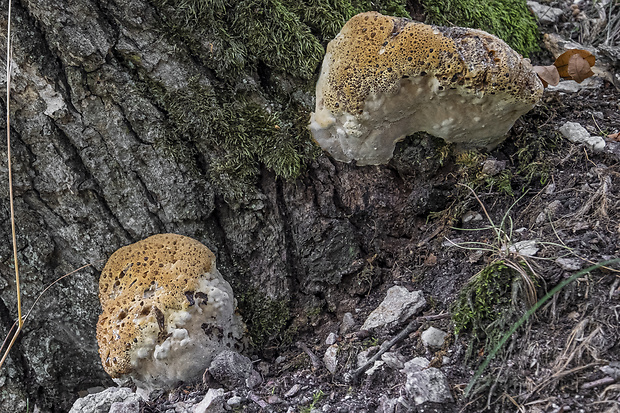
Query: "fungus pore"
309 12 544 165
96 234 245 393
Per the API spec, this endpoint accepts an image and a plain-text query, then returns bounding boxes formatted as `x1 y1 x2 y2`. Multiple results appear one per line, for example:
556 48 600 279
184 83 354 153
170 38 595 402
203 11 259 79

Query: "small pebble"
284 384 301 398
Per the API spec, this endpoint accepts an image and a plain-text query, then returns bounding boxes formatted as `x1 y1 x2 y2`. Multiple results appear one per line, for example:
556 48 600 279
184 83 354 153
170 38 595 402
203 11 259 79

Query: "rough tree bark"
0 0 454 411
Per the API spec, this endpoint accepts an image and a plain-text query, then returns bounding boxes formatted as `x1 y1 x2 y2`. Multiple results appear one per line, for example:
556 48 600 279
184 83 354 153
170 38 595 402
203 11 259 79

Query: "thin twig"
582 376 616 389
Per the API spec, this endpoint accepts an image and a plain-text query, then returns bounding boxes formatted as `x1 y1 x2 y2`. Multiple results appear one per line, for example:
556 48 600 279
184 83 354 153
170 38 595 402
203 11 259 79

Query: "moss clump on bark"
142 0 538 204
421 0 540 56
236 288 291 347
284 0 409 42
141 76 317 203
142 0 410 203
152 0 326 81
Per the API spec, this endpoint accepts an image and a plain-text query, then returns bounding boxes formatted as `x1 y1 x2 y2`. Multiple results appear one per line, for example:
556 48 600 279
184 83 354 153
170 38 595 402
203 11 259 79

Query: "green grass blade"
464 258 620 397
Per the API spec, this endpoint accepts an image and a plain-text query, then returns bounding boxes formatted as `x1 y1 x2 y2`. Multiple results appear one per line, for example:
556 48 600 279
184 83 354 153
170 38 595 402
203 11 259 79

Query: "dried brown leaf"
533 64 560 87
608 132 620 141
424 253 437 266
567 54 595 83
554 49 596 80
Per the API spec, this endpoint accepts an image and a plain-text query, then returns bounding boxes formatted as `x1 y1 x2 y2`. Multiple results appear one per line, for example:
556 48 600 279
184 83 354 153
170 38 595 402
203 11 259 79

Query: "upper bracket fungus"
96 234 246 394
309 12 544 165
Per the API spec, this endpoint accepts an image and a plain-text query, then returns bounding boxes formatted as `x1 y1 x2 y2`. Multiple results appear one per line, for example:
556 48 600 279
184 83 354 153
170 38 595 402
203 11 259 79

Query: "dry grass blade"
503 259 538 307
527 320 605 398
5 0 20 326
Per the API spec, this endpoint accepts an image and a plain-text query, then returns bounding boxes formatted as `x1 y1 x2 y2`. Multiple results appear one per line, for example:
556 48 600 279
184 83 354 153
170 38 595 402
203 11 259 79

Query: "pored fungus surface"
310 12 544 165
96 234 245 393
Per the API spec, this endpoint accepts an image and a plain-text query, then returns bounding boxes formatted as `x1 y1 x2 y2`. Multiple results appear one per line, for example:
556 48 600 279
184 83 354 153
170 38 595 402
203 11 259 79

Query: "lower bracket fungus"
309 12 544 165
96 234 246 395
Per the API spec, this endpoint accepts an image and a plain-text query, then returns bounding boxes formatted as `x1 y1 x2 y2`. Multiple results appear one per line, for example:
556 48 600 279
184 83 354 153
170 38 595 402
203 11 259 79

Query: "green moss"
283 0 408 42
153 0 325 80
132 70 317 203
452 262 512 335
421 0 540 56
454 151 515 196
513 133 557 188
451 261 530 360
237 288 291 347
124 1 339 203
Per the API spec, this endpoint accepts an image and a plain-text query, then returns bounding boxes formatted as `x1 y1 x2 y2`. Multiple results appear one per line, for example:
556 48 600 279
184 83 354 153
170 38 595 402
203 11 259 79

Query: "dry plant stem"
458 184 495 229
0 326 20 371
503 392 526 413
547 214 619 273
346 313 451 383
5 0 20 328
0 0 23 373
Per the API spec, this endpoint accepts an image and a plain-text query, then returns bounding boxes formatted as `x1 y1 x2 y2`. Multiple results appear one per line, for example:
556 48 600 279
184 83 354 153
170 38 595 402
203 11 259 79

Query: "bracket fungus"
96 234 246 394
309 12 544 165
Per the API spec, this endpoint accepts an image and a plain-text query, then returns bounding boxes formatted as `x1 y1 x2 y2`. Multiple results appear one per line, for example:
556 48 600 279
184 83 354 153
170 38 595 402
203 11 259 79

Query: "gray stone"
376 395 400 413
381 352 407 370
208 350 257 390
267 395 284 404
324 344 339 374
362 286 426 330
462 211 483 223
226 396 242 407
325 332 338 346
193 389 225 413
527 1 564 24
507 240 539 257
109 401 140 413
421 327 448 348
556 258 583 271
340 312 356 335
401 358 454 405
284 384 301 398
600 362 620 379
481 159 506 176
559 122 606 152
357 346 379 368
69 387 141 413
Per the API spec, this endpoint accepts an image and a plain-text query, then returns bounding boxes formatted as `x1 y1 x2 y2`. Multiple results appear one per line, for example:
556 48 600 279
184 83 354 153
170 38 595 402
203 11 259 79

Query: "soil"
136 6 620 413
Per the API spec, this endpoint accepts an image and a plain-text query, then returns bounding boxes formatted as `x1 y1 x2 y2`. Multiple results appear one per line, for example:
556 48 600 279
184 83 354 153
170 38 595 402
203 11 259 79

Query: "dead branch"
582 376 616 389
345 313 451 383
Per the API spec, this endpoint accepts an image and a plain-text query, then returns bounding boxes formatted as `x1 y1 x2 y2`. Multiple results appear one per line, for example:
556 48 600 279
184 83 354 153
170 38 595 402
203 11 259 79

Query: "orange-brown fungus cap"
310 12 544 165
96 234 215 377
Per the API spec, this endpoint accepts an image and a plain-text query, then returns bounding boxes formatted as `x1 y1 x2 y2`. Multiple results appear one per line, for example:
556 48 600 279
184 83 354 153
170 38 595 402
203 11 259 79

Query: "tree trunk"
0 0 450 410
